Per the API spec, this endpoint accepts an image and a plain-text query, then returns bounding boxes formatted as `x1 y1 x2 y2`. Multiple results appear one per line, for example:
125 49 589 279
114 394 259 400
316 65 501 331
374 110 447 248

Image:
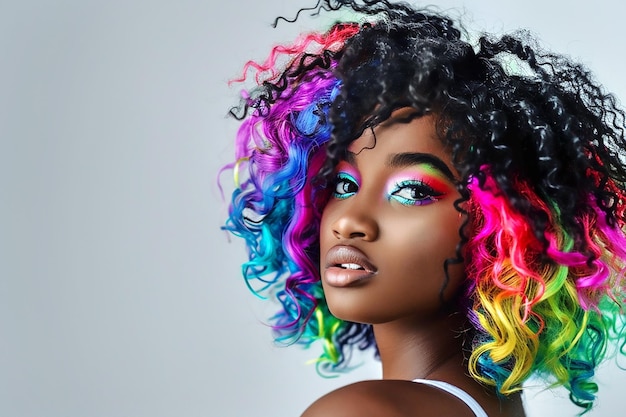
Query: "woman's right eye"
333 172 359 199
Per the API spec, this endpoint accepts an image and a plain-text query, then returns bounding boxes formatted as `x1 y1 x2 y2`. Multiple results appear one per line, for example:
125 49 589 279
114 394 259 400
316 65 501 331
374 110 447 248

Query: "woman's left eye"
389 180 444 206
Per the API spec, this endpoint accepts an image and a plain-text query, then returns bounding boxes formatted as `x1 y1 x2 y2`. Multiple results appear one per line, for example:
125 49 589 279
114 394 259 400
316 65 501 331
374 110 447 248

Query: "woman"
222 1 626 415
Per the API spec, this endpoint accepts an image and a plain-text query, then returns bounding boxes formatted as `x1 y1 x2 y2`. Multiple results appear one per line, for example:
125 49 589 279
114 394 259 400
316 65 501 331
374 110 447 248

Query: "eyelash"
388 179 444 206
332 172 359 199
332 173 444 206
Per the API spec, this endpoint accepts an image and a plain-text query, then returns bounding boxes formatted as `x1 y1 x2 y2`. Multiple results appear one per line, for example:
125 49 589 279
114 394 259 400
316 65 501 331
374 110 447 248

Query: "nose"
331 203 379 241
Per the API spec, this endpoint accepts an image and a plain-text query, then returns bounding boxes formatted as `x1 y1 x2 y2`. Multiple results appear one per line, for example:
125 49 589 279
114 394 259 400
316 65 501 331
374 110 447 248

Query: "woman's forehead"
346 113 449 162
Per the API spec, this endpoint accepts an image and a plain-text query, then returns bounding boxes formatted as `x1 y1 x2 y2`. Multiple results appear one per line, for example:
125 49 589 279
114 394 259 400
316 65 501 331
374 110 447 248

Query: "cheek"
319 202 343 276
388 209 460 259
383 208 464 287
319 206 334 253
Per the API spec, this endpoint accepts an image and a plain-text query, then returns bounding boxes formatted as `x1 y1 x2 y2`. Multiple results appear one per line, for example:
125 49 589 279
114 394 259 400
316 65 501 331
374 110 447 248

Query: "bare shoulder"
300 379 476 417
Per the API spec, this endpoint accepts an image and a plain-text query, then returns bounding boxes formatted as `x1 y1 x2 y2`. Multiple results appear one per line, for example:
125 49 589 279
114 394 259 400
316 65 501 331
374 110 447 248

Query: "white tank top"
412 379 489 417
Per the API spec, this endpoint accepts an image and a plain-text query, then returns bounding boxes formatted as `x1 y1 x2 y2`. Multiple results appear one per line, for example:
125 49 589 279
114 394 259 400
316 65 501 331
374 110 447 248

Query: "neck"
373 309 469 381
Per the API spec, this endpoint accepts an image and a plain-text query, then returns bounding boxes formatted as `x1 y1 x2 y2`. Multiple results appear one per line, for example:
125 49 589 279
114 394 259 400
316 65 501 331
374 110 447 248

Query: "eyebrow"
386 152 456 181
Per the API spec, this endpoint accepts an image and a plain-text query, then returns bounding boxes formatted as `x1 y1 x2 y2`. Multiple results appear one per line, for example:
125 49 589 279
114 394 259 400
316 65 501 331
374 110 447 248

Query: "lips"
323 245 377 287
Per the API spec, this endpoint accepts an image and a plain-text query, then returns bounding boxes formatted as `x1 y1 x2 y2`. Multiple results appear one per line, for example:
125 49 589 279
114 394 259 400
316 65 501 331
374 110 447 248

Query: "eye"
389 180 444 206
333 172 359 199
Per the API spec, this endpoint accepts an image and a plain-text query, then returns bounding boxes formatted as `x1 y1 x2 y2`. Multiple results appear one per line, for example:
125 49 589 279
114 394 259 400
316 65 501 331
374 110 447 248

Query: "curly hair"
222 0 626 411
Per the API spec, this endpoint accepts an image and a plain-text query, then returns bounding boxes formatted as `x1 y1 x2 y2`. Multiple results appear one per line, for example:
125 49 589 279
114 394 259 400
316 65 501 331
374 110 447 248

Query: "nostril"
331 214 379 241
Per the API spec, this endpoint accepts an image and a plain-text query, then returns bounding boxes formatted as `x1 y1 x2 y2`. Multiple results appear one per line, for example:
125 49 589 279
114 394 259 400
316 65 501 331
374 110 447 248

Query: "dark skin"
303 111 526 417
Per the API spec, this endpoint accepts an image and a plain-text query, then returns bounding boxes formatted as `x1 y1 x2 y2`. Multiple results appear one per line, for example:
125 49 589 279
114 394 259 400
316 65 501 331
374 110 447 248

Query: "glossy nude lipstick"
323 245 378 287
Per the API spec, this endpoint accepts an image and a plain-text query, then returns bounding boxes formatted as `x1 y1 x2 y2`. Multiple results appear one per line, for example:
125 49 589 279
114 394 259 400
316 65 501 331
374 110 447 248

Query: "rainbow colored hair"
223 23 368 368
465 168 626 407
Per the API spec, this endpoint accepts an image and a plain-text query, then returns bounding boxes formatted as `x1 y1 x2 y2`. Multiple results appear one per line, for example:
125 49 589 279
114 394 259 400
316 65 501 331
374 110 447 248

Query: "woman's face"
319 111 465 325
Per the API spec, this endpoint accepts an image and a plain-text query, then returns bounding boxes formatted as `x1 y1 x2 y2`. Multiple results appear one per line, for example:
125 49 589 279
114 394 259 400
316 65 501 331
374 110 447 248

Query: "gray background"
1 0 625 416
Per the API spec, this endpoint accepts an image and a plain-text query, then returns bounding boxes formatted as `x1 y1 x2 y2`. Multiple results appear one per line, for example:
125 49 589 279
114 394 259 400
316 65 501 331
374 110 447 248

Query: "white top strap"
412 379 489 417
